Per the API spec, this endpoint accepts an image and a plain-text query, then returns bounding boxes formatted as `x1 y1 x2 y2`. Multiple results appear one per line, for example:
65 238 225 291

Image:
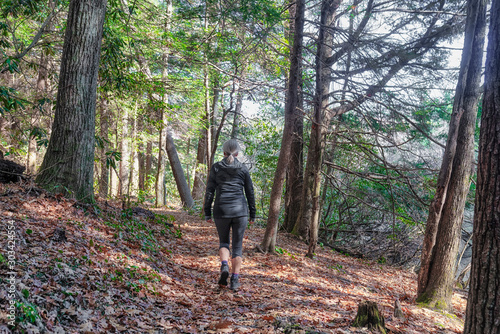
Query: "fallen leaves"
0 183 467 333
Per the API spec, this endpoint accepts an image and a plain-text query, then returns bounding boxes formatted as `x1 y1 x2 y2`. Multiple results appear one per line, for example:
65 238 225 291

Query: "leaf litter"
0 183 466 333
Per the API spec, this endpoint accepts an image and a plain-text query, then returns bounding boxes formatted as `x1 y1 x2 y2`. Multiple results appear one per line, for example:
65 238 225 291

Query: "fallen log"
0 157 25 183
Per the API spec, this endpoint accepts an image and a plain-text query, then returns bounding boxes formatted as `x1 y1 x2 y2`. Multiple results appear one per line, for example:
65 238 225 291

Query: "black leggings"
215 216 248 258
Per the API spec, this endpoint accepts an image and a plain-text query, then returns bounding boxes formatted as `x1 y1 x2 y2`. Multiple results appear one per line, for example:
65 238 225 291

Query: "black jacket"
204 157 256 221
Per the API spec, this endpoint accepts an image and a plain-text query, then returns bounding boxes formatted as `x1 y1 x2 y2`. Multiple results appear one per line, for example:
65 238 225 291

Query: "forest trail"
0 183 465 333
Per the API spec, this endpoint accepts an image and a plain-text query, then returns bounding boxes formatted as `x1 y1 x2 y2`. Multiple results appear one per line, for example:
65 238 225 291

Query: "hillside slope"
0 183 466 333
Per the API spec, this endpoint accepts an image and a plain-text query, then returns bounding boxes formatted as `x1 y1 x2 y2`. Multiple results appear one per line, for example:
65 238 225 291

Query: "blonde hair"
222 139 240 164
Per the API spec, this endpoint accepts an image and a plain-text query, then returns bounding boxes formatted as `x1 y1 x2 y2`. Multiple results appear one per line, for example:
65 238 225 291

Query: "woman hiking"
204 139 256 290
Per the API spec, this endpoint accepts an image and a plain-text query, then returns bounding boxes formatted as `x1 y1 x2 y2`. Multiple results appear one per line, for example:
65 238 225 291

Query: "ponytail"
222 139 240 164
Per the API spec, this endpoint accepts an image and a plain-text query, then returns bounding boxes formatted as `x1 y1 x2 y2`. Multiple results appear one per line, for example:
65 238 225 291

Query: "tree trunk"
154 109 165 208
231 71 245 140
464 1 500 331
27 52 49 174
98 93 109 198
165 128 194 209
36 0 107 202
126 108 137 205
118 106 129 198
417 0 487 310
27 0 54 175
259 0 305 253
191 116 208 201
146 140 152 188
283 0 304 233
137 113 146 192
292 0 341 255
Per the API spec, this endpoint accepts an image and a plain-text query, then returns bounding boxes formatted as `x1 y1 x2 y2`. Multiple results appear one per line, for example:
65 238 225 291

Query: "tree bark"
165 128 194 209
417 0 487 310
259 0 305 252
464 1 500 331
36 0 107 202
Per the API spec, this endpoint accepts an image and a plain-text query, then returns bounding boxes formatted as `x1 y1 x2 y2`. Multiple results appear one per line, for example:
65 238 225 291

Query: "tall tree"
464 0 500 330
302 0 341 258
417 0 487 310
36 0 107 202
283 0 304 233
259 0 305 252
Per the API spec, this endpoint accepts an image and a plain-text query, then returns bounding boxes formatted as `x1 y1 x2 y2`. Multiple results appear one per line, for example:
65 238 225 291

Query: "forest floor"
0 182 467 334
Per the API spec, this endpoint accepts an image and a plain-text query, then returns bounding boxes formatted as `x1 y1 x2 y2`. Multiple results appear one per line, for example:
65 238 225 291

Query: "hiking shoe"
230 276 240 291
218 263 229 286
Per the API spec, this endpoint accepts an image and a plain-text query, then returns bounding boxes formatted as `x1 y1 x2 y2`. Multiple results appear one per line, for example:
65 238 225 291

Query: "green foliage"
0 86 25 115
15 301 39 325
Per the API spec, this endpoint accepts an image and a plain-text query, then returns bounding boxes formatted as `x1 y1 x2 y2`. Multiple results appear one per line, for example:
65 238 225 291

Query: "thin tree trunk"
98 93 109 198
464 1 500 329
27 52 49 174
27 0 54 174
154 109 165 208
126 106 137 206
165 128 194 208
292 0 341 250
191 117 208 200
118 107 128 198
417 0 487 310
259 0 305 253
283 0 304 233
137 112 146 192
146 140 152 188
231 70 245 139
36 0 107 202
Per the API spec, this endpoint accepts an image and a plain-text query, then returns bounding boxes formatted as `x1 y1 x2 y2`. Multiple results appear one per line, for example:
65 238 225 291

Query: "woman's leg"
215 218 232 256
215 218 232 285
231 216 248 275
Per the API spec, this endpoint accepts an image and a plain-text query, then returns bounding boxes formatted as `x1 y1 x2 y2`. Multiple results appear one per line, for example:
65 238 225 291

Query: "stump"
0 158 25 183
352 300 386 334
394 299 405 320
51 228 67 242
132 207 156 219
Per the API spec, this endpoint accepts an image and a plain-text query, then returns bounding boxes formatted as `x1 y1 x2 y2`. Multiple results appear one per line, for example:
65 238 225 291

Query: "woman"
204 139 256 290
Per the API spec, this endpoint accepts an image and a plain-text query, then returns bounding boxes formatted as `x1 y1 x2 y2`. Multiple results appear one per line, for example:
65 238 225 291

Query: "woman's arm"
204 164 217 220
244 169 256 221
